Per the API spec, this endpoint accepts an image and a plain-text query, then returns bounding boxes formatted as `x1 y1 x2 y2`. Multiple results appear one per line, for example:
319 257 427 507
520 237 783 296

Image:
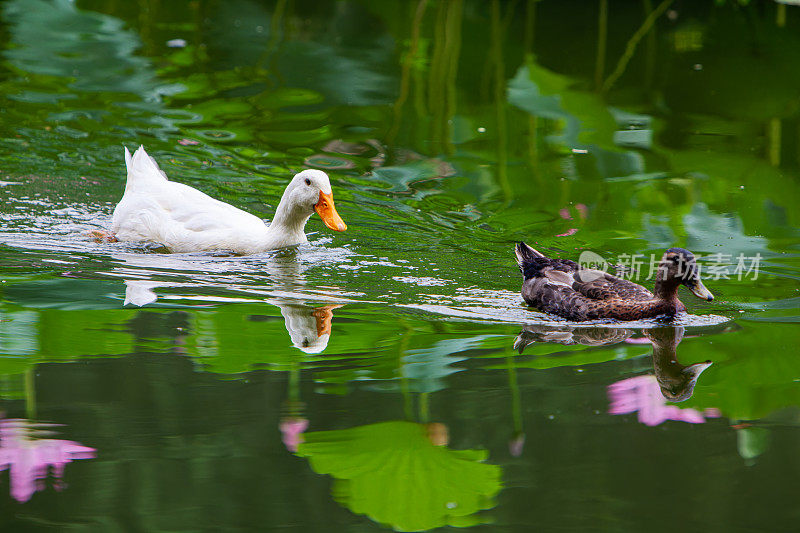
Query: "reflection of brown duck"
513 324 633 354
646 327 712 402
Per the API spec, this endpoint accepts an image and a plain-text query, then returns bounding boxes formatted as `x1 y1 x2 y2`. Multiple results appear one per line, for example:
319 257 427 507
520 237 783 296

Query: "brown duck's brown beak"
688 278 714 301
314 191 347 232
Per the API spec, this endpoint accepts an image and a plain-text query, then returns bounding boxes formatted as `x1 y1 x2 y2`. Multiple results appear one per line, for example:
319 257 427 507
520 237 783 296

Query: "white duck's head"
273 169 347 233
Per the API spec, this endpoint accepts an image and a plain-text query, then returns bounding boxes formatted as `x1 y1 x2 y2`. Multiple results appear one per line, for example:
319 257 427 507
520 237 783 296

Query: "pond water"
1 0 799 531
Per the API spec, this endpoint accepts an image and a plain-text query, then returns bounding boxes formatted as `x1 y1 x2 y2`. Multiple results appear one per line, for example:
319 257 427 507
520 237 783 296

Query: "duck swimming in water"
96 146 346 254
514 242 714 321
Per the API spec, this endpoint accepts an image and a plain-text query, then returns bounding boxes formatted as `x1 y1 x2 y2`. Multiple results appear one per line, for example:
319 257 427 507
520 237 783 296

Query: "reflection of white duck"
123 280 341 354
123 279 161 307
121 251 344 354
278 302 341 354
104 146 346 254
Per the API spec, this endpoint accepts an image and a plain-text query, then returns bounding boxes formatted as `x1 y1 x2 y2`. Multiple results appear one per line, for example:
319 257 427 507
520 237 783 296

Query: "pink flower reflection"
0 419 96 503
607 376 720 426
555 228 578 237
623 337 653 345
280 418 309 453
559 204 588 221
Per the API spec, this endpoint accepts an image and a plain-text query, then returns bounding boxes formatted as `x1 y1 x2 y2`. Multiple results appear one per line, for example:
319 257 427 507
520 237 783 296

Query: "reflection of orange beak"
314 191 347 232
312 304 344 338
424 423 449 447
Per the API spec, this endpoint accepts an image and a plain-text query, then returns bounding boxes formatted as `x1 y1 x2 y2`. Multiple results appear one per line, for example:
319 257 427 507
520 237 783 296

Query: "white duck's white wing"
112 146 269 253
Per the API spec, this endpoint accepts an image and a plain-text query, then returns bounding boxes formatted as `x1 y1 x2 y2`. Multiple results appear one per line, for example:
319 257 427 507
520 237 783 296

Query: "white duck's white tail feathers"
124 146 133 173
124 145 168 191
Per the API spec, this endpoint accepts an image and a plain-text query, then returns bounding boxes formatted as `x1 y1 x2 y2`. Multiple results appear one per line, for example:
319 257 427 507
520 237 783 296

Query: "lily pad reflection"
297 421 501 531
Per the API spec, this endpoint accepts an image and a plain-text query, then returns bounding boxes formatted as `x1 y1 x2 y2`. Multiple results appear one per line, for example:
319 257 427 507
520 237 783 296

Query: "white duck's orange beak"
314 191 347 232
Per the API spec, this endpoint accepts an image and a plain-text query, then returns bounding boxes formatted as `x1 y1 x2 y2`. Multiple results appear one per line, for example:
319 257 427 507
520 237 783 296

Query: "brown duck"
514 242 714 321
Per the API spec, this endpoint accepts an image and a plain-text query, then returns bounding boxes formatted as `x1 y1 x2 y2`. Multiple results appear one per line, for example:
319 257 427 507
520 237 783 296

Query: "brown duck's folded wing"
524 276 596 320
571 270 655 301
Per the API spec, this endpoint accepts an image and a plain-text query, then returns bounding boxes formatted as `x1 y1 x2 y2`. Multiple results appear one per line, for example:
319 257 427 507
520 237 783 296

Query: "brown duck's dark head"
655 248 714 301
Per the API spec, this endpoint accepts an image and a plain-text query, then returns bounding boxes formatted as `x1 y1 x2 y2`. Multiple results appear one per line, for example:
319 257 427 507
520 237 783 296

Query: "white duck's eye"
304 178 311 186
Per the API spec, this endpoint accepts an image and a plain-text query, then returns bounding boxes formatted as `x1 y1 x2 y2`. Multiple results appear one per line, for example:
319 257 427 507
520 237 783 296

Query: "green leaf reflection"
297 421 501 532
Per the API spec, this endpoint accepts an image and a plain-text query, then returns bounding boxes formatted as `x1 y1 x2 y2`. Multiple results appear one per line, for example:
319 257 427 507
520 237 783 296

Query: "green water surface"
0 1 798 531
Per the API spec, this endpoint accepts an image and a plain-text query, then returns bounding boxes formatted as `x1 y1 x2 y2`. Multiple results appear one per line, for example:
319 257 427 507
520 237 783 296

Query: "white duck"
102 146 347 254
